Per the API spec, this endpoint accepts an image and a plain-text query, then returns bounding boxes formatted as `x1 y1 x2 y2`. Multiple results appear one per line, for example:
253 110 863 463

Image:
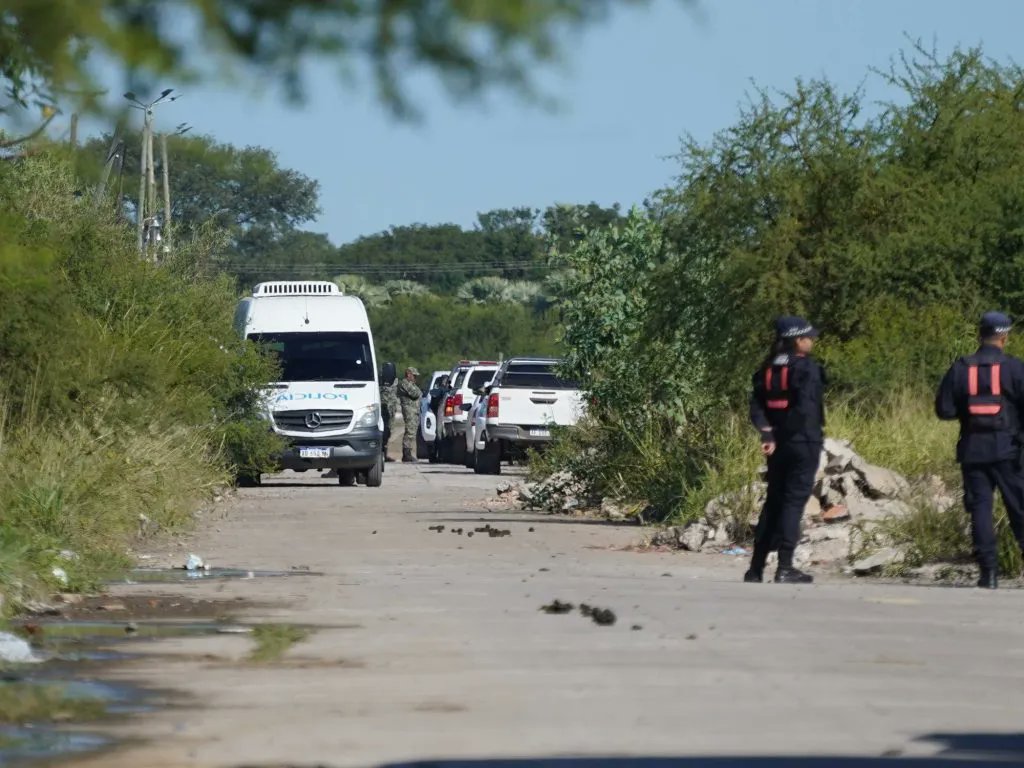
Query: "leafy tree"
383 279 431 297
332 203 622 293
332 274 391 308
371 294 561 380
649 45 1024 400
476 207 542 279
542 202 624 253
334 223 486 291
0 0 662 118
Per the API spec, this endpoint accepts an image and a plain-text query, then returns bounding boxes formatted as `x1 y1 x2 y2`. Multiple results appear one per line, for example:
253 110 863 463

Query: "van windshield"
252 332 374 382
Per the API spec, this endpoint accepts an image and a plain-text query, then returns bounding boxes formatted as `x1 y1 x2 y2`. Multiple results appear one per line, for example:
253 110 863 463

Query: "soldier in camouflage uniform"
397 367 423 462
379 373 400 463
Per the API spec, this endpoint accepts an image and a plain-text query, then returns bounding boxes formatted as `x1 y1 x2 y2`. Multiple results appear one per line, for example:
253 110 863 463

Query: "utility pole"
137 110 149 254
124 89 179 259
160 133 171 252
113 140 125 220
94 129 122 207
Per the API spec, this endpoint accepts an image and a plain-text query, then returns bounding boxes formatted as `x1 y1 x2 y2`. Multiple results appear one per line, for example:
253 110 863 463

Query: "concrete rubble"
646 438 948 572
517 437 960 577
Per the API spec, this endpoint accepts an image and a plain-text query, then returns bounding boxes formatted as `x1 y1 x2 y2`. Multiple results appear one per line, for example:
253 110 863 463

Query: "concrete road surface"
71 464 1024 768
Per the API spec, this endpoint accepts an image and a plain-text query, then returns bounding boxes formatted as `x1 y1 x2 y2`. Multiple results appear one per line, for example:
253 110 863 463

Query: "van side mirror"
381 361 397 385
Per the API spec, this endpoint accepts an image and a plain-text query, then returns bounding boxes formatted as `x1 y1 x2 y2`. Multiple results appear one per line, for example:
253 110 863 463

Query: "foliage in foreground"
0 149 278 607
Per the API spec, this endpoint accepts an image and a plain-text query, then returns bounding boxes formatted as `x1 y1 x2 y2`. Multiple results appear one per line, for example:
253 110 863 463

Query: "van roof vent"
252 281 341 297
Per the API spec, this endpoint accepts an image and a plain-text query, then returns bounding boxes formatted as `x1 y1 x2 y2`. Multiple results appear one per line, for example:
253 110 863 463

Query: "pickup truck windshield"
252 332 374 382
501 363 578 390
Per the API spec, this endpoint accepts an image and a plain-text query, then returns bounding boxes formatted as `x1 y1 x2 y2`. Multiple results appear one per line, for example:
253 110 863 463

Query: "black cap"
980 311 1012 336
774 315 820 340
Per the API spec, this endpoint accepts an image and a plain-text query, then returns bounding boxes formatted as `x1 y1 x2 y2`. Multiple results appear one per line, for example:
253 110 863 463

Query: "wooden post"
138 114 149 255
160 133 171 252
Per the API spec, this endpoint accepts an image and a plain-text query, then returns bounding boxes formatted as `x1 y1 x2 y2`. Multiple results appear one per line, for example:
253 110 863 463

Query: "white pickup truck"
472 357 584 475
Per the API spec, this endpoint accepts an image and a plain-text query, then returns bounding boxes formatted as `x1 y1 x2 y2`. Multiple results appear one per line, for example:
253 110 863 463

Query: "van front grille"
273 409 353 433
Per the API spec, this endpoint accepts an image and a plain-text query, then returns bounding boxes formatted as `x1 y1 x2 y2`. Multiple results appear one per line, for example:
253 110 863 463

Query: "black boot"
745 543 769 584
402 450 416 463
775 567 813 584
977 566 998 589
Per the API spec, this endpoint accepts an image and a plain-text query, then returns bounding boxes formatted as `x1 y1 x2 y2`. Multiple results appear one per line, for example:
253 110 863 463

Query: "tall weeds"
0 149 276 610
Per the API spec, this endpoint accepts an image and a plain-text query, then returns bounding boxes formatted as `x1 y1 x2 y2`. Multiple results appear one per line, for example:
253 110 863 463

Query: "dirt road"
71 463 1024 768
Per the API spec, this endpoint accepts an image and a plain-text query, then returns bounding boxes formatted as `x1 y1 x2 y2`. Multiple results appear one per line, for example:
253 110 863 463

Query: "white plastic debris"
0 631 42 664
58 549 79 561
184 554 204 571
51 566 69 586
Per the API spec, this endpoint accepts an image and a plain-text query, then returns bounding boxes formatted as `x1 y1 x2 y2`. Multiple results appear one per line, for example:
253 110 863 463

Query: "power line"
210 261 559 275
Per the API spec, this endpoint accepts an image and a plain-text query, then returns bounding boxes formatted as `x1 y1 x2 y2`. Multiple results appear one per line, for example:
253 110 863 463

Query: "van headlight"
356 404 380 429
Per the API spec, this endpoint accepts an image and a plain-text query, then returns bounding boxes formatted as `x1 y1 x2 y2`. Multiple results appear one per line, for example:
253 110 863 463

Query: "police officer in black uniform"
935 311 1024 589
745 316 826 585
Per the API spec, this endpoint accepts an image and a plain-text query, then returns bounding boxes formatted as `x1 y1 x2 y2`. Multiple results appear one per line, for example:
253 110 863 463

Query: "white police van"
234 281 386 487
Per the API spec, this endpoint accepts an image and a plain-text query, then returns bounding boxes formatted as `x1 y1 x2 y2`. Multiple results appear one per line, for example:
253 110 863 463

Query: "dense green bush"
0 149 277 605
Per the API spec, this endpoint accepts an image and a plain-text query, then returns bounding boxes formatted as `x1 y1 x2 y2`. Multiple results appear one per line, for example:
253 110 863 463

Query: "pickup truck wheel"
439 436 454 463
474 439 501 475
464 445 475 469
451 437 466 465
236 471 261 488
366 455 384 487
416 428 430 459
338 470 356 487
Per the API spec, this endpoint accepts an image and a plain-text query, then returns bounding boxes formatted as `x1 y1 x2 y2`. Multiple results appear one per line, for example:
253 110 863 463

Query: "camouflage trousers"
400 401 419 459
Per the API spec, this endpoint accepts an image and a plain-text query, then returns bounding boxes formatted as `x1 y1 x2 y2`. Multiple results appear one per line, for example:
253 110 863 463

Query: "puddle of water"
0 618 238 765
117 567 318 584
0 726 109 763
15 620 250 667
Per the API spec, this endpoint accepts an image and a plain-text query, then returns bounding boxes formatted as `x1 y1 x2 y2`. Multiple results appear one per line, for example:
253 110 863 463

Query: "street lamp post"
124 89 178 260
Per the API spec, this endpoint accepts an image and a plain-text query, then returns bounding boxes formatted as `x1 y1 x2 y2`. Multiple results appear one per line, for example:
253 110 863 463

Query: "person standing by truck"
379 363 399 462
398 367 423 463
745 316 826 585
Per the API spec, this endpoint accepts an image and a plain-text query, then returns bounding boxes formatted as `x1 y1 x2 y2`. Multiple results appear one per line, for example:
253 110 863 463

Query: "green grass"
826 390 960 484
532 386 1014 573
0 683 107 724
0 409 220 608
247 624 311 663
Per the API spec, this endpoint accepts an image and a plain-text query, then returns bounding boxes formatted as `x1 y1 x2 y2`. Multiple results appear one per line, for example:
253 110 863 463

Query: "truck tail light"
487 393 500 418
453 393 463 410
444 396 455 417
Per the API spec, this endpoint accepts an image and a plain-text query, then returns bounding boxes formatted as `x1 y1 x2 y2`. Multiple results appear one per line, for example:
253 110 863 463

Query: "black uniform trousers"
751 441 821 571
962 460 1024 569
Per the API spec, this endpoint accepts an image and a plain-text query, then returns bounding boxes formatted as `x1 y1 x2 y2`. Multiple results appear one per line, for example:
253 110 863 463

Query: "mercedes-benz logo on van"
304 412 323 430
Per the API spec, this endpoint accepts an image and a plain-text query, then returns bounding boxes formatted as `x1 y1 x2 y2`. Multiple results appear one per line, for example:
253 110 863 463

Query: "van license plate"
299 447 331 459
529 429 550 438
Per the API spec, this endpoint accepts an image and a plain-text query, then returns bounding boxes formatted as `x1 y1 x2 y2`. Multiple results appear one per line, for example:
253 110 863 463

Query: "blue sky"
127 0 1020 245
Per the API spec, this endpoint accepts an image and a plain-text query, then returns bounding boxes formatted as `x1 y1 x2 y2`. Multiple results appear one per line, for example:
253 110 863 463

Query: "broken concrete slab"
850 547 905 575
